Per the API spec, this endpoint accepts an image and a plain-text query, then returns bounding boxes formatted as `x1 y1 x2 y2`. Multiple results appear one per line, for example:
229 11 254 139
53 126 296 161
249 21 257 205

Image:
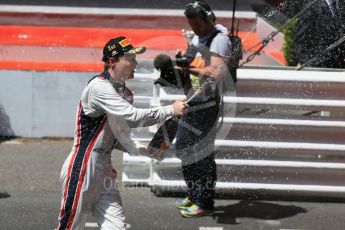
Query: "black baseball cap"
102 36 146 62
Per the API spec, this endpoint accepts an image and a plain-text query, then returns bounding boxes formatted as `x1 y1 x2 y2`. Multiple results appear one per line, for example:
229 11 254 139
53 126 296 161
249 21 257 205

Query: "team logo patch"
107 44 116 51
143 110 158 120
128 46 146 54
119 39 131 48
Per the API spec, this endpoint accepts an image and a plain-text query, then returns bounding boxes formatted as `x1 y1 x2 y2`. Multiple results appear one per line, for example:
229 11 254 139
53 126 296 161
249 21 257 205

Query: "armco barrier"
122 67 345 198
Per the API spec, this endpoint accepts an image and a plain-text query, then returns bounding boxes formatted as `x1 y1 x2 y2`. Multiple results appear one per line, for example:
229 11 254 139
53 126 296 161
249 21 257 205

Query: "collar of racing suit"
100 71 126 94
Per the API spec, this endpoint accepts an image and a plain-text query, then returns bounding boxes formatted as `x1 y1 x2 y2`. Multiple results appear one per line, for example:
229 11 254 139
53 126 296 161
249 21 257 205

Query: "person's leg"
181 161 200 204
180 153 217 217
57 146 113 230
176 100 219 212
193 153 217 210
93 188 126 230
188 102 218 208
56 154 93 230
179 157 215 217
180 102 219 216
182 154 216 208
176 108 203 206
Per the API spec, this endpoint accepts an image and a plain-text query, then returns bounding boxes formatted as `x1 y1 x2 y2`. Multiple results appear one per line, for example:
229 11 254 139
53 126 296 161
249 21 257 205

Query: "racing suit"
57 71 174 230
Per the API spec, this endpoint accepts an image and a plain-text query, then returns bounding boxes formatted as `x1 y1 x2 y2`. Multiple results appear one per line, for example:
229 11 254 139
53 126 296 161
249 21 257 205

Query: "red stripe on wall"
0 25 260 50
0 60 103 72
0 25 282 71
0 25 187 49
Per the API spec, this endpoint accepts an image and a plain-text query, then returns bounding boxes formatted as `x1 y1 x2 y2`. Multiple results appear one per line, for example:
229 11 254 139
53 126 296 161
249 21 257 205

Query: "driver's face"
114 54 138 81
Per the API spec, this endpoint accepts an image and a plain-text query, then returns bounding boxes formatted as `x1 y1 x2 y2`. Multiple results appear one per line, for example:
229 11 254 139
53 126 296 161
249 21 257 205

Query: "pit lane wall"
0 67 156 138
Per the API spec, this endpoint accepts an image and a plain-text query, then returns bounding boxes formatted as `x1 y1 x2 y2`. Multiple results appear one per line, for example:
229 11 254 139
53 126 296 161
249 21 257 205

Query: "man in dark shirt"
294 0 344 68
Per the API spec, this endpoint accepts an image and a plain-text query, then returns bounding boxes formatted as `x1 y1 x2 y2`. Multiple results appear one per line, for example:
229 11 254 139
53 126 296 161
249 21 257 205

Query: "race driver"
56 36 188 230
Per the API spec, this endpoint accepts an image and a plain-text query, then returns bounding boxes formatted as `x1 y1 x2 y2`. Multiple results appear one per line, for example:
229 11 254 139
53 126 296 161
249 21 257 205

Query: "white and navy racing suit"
57 71 174 230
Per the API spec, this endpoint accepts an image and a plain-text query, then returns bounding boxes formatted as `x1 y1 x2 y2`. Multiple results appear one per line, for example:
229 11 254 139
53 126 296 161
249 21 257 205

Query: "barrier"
122 67 345 198
0 61 156 137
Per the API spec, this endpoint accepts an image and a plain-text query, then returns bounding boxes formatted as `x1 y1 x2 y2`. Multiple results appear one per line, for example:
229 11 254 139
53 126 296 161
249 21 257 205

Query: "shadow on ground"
0 192 11 199
0 136 15 144
0 104 15 141
212 200 307 225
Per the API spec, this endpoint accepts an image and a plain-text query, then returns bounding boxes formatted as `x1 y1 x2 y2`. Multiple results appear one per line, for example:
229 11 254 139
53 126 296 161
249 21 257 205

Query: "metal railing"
123 67 345 198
